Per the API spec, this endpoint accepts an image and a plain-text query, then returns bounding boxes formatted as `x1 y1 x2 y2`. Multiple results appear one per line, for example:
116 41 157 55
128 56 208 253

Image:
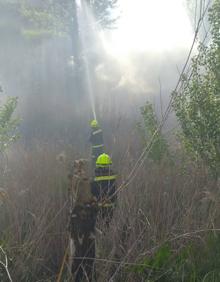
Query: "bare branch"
0 246 12 282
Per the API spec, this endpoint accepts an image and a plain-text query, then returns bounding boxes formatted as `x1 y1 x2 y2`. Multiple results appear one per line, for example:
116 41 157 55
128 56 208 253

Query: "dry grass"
0 143 219 281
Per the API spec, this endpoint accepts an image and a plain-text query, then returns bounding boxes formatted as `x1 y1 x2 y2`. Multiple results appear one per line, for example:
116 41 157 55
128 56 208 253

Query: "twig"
0 246 12 282
56 245 69 282
158 77 164 120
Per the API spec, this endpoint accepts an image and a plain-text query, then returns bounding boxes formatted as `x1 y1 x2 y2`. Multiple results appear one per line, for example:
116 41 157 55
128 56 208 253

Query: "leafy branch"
173 0 220 177
0 97 19 153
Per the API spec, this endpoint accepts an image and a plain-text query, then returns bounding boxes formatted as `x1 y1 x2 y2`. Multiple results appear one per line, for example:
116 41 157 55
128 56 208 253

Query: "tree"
173 0 220 177
138 101 169 163
0 96 19 153
19 0 119 99
0 1 118 50
17 0 118 35
88 0 118 29
0 1 118 142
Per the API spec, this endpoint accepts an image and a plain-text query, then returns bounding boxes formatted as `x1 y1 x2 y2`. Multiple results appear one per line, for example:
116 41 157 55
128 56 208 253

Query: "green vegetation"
131 234 220 281
0 97 19 153
173 0 220 178
138 101 169 162
0 0 118 42
1 0 220 281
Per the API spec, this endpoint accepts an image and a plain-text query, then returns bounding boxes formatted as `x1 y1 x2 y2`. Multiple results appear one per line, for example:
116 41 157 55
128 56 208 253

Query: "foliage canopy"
173 0 220 177
0 0 118 38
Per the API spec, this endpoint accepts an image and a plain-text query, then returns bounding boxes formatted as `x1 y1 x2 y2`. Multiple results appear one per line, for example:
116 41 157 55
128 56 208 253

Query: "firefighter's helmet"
96 153 112 167
90 119 99 128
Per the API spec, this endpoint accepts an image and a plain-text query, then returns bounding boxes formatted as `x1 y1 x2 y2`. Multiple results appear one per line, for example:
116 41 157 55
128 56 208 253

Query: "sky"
102 0 194 56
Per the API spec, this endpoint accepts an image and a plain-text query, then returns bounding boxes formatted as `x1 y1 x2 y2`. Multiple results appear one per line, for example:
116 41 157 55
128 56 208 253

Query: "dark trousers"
70 206 97 282
99 206 114 228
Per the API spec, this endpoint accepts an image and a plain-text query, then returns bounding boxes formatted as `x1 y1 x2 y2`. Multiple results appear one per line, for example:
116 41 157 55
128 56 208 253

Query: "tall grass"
0 142 219 281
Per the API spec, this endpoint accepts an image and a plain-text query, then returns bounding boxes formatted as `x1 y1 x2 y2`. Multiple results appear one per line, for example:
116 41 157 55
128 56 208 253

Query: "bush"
130 233 220 281
137 101 169 163
0 97 19 153
173 0 220 178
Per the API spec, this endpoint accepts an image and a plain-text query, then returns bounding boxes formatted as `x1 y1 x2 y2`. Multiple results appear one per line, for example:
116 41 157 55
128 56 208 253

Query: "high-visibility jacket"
91 167 117 203
89 128 104 162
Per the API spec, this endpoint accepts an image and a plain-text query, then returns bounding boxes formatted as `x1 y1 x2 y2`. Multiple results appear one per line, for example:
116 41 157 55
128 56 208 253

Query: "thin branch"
0 246 12 282
158 77 164 120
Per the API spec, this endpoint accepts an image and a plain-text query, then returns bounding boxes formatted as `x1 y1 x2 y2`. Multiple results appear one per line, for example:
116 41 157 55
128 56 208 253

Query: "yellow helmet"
90 119 99 128
96 153 112 167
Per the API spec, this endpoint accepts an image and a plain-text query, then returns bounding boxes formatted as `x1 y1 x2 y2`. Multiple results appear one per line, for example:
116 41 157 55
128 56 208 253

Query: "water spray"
75 0 97 121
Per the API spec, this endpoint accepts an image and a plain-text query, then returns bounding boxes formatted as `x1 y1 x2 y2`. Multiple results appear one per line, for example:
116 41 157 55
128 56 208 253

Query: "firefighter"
70 204 97 282
69 159 98 282
91 153 117 226
89 120 104 169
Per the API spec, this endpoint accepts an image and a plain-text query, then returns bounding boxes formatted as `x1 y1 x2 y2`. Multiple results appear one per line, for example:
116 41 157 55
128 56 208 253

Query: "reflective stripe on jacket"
92 129 102 135
92 144 104 149
91 167 117 202
94 175 117 182
90 128 103 147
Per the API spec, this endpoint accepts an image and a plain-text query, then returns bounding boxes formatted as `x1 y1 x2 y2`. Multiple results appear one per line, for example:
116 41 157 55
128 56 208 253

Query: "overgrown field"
0 141 220 281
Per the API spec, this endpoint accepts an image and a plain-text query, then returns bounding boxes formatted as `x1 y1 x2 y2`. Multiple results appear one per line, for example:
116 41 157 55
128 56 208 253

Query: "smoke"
0 0 194 148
